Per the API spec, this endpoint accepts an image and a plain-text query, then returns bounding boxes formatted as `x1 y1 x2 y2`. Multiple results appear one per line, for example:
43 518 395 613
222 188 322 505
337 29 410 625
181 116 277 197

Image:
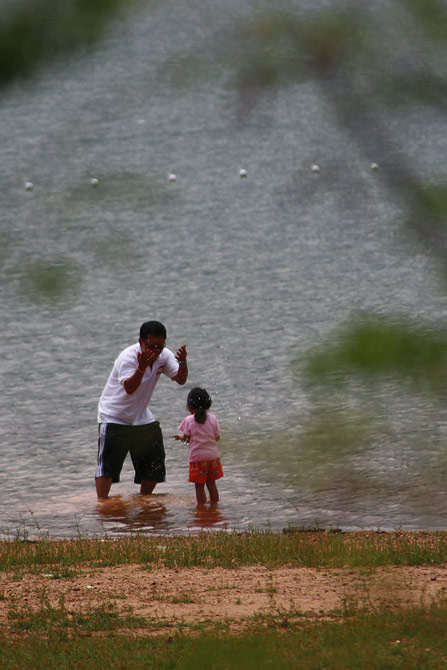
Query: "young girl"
172 387 222 505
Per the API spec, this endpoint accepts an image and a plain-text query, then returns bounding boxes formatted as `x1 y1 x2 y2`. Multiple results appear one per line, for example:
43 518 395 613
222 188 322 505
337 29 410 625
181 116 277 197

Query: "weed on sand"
7 599 145 635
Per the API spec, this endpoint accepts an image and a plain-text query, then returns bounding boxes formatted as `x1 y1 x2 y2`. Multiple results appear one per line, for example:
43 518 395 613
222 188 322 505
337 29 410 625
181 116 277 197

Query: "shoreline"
3 527 447 540
2 527 447 546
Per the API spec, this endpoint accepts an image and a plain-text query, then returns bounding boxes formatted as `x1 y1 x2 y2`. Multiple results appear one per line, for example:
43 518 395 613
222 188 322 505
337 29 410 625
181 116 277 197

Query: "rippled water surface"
1 0 447 538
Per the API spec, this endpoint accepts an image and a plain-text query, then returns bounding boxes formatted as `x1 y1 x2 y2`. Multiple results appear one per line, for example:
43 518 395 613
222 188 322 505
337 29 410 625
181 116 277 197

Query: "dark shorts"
96 422 166 484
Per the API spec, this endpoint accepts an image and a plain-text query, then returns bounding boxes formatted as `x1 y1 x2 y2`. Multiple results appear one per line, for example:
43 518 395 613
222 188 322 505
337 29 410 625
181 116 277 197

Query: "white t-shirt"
98 342 179 425
178 412 221 462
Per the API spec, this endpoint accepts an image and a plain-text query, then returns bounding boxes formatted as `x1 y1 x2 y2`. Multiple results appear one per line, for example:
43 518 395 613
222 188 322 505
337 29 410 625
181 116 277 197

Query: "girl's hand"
171 433 190 443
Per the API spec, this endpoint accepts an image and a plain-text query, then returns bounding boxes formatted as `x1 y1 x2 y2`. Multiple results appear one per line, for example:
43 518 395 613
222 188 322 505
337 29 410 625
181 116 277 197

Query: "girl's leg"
195 483 207 505
206 478 219 503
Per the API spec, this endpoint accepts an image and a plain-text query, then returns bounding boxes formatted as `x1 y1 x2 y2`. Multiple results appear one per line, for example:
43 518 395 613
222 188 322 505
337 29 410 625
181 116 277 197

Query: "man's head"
139 321 167 360
139 321 167 341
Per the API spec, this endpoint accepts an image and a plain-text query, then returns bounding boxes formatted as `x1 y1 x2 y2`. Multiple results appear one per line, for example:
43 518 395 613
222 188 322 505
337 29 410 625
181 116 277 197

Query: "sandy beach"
2 557 447 634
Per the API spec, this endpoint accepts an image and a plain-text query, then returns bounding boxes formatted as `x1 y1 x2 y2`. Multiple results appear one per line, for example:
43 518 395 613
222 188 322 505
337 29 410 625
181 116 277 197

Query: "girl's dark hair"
187 387 212 424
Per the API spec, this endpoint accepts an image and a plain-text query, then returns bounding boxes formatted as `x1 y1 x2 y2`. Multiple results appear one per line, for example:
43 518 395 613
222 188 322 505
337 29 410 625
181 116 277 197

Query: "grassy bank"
1 530 447 669
1 529 447 573
2 603 447 669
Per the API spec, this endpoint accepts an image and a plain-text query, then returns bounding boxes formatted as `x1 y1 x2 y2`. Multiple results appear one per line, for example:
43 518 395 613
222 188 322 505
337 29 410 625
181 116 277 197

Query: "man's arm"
123 366 145 395
172 344 188 385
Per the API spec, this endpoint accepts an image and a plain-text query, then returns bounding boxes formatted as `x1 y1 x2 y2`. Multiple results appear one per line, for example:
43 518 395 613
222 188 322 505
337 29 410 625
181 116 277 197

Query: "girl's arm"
171 432 190 443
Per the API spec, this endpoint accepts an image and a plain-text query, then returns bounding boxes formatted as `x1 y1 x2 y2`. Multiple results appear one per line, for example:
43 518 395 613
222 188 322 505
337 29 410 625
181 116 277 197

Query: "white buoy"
24 181 34 191
169 174 177 182
311 164 320 173
370 162 379 171
90 178 99 187
239 169 247 178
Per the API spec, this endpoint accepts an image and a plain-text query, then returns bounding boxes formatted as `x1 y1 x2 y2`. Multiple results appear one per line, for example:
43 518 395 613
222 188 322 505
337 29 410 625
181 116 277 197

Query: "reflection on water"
96 495 231 534
96 494 173 534
190 503 229 530
96 494 236 535
0 484 301 540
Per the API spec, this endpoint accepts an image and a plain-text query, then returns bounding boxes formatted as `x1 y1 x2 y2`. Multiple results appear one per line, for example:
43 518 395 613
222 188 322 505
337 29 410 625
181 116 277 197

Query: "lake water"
1 0 447 539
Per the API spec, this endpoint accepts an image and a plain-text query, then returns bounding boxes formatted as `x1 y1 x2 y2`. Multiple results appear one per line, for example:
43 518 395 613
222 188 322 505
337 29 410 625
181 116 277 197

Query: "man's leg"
96 476 113 500
140 479 157 495
132 422 166 495
96 424 127 499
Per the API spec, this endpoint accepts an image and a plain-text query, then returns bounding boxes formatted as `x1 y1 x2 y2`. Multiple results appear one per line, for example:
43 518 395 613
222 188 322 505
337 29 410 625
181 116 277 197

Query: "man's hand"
172 344 188 385
175 344 187 364
137 347 159 372
124 336 166 394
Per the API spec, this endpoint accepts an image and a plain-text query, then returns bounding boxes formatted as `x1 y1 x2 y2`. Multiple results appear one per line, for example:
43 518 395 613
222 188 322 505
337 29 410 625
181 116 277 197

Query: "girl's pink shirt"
178 412 221 462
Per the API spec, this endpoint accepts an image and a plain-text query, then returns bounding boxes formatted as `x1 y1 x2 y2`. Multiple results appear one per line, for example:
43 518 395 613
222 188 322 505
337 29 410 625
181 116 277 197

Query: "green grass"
1 602 447 669
1 529 447 573
2 530 447 669
7 599 146 635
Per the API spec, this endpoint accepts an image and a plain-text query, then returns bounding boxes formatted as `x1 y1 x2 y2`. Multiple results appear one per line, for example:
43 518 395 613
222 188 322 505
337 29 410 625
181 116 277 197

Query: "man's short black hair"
139 321 167 340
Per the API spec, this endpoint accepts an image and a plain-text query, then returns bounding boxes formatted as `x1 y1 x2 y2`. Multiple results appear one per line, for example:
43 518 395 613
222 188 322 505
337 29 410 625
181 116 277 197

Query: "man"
95 320 188 499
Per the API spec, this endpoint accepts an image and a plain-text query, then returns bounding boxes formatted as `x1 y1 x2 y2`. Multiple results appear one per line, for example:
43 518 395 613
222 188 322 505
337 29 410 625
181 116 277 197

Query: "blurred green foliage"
215 1 447 406
18 255 82 304
0 0 135 86
3 0 447 378
303 315 447 397
404 0 447 41
0 0 137 304
182 0 447 470
231 8 369 87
